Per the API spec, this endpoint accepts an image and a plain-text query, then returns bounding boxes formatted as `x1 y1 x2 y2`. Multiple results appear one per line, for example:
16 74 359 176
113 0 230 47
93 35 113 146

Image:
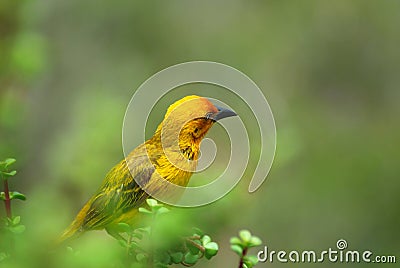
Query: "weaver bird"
59 95 236 242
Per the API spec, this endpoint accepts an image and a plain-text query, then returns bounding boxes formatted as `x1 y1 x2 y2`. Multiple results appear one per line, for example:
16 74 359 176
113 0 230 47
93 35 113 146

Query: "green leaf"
9 191 26 201
12 216 21 225
155 251 171 265
138 207 152 214
118 239 129 248
192 227 204 237
3 158 16 168
230 245 243 256
9 224 25 234
1 170 17 177
187 240 201 255
246 255 259 266
184 252 199 265
248 236 262 247
230 236 242 245
155 206 170 215
146 199 158 207
0 192 4 201
116 222 131 233
204 251 214 260
201 235 211 246
136 226 151 234
132 232 143 239
204 242 218 258
243 255 258 267
239 230 252 243
66 247 80 256
170 252 183 264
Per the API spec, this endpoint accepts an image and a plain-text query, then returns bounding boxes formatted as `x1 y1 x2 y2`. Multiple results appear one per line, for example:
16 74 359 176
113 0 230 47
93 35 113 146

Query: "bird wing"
81 154 156 230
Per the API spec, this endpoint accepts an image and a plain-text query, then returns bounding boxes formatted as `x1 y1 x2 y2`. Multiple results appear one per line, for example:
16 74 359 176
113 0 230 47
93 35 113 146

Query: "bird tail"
57 203 90 244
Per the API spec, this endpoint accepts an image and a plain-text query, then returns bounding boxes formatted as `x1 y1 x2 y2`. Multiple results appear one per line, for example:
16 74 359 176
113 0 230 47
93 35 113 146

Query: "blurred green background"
1 1 399 267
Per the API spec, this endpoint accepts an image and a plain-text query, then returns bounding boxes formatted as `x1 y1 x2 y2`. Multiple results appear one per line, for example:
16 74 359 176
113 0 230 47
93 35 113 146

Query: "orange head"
154 95 236 159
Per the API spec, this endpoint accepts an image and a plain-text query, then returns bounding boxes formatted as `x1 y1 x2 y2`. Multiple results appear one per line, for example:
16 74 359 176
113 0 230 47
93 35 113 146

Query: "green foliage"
0 158 17 179
230 230 262 268
0 158 26 203
0 158 26 264
115 198 219 267
3 216 26 234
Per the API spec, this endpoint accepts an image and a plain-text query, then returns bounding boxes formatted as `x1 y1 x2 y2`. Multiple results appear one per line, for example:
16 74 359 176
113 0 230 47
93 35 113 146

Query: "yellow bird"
59 95 236 242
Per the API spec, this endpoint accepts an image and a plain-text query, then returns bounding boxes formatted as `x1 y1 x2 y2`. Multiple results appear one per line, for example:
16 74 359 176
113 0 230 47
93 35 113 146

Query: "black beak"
211 105 237 121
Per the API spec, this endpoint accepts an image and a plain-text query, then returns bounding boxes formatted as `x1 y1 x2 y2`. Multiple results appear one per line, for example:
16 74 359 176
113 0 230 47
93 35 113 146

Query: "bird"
59 95 236 242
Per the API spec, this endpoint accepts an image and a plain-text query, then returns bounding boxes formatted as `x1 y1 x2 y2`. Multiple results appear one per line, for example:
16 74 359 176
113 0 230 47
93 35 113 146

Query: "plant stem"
185 237 205 253
238 247 248 268
3 179 12 218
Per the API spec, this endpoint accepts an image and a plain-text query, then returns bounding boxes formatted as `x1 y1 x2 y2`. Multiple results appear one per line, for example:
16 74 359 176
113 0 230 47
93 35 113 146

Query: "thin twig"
238 247 248 268
185 237 205 253
3 179 12 218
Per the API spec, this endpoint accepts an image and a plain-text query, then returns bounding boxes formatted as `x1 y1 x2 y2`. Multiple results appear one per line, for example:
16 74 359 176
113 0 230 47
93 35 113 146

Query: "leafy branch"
230 230 262 268
0 158 27 262
115 199 219 267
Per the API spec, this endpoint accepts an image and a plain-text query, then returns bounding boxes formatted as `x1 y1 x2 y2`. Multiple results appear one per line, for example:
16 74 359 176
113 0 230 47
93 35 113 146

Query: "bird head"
154 95 236 159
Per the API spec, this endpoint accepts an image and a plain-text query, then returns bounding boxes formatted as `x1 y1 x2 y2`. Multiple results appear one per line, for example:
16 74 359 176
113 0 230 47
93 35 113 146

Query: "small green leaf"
201 235 211 246
204 242 218 258
192 227 204 237
116 222 131 233
118 239 129 248
9 191 26 201
1 170 17 177
187 240 201 255
4 158 16 168
152 206 169 215
204 251 214 260
136 226 151 234
239 230 252 243
184 252 199 265
156 251 171 265
132 232 143 239
230 237 242 245
146 199 158 207
170 252 183 263
138 207 152 214
129 240 139 249
243 255 258 267
230 244 243 256
246 255 259 266
156 207 170 214
0 192 4 201
248 236 262 247
66 247 80 256
9 224 25 234
12 216 21 225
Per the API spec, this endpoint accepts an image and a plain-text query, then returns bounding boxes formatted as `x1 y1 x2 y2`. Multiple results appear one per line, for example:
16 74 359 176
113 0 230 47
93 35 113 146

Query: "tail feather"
57 203 90 244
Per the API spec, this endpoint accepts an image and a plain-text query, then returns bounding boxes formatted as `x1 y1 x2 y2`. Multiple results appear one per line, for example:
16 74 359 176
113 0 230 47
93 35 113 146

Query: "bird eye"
205 112 213 119
194 128 199 133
